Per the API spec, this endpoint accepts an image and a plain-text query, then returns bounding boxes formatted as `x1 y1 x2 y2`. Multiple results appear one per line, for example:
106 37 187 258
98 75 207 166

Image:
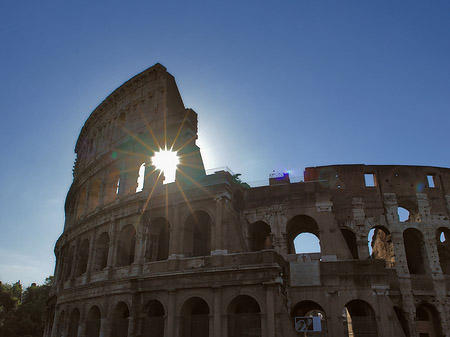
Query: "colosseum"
44 63 450 337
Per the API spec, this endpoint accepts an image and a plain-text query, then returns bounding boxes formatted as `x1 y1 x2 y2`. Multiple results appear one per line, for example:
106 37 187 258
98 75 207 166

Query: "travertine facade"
45 64 450 337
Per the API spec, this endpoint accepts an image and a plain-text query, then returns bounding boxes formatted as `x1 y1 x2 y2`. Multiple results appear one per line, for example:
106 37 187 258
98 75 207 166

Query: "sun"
152 149 180 184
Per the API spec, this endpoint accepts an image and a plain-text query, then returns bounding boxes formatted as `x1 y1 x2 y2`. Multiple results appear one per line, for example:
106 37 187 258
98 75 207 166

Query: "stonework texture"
44 64 450 337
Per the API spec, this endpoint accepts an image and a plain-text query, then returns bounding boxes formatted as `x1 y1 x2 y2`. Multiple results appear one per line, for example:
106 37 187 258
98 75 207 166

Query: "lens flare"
152 149 179 184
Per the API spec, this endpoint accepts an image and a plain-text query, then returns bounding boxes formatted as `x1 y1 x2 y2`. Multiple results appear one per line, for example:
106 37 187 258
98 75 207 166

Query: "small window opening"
440 232 446 243
364 173 376 187
427 175 435 188
136 163 145 192
368 228 375 256
116 178 120 195
398 207 410 222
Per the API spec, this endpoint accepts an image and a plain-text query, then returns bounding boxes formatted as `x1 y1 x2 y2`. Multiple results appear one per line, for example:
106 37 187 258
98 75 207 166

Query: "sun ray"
176 167 215 198
138 105 161 150
172 135 197 153
169 110 190 151
139 171 163 216
175 180 195 215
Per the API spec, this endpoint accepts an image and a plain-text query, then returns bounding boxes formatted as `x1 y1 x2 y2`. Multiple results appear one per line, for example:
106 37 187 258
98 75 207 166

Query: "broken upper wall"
304 164 450 221
72 63 198 178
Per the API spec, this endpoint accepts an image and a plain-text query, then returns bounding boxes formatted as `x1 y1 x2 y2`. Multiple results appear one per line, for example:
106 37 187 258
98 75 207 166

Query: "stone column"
212 196 223 254
167 290 176 337
99 317 109 337
107 222 117 278
86 229 97 282
265 285 275 337
169 204 181 258
50 309 60 337
213 288 222 337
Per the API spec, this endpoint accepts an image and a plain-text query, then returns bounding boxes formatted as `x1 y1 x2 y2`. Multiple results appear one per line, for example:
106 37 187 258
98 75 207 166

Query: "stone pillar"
212 196 225 254
108 222 117 278
135 226 146 265
167 290 176 337
391 231 410 277
169 204 181 258
50 309 60 337
213 288 221 337
86 229 97 282
265 285 275 337
70 241 79 283
99 317 109 337
326 291 345 337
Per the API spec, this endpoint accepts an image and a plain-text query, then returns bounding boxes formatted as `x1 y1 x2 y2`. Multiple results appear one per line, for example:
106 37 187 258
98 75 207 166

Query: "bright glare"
152 149 179 184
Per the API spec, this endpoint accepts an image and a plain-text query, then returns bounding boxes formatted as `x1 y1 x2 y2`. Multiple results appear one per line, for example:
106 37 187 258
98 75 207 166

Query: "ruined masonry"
44 64 450 337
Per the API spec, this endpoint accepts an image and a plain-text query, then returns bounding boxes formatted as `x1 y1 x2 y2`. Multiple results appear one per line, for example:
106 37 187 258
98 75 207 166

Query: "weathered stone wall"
45 64 450 337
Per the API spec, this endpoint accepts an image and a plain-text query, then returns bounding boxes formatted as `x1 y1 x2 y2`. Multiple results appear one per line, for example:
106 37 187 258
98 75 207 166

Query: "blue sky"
1 0 449 285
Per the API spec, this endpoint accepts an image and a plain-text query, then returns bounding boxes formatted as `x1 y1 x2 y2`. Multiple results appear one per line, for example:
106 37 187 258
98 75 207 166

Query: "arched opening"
111 302 129 337
56 311 65 337
142 300 165 337
248 221 272 251
184 211 211 257
67 308 80 337
116 225 136 267
341 228 358 259
343 300 378 337
180 297 210 337
286 215 321 254
393 306 410 337
228 295 261 337
93 232 109 272
416 303 442 337
76 239 90 276
77 186 87 218
291 300 327 335
145 218 170 262
88 179 101 211
136 163 146 192
86 306 101 337
368 226 395 267
403 228 427 274
397 207 410 222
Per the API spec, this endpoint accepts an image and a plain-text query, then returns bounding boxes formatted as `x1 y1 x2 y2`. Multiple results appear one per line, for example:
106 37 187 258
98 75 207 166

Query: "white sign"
294 316 321 332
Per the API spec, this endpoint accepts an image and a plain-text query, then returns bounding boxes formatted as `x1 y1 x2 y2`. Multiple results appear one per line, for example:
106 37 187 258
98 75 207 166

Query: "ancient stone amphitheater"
44 64 450 337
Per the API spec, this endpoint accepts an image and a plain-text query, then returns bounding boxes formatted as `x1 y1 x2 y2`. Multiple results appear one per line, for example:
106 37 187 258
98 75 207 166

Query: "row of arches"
59 211 214 282
53 295 262 337
291 299 443 337
249 215 450 276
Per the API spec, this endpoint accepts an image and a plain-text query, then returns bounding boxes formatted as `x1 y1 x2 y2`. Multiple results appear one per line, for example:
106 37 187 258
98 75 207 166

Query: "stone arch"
403 228 427 274
343 300 378 337
116 224 136 267
291 300 327 335
180 297 210 337
227 295 261 337
183 210 212 257
111 301 130 337
368 226 395 267
145 217 170 262
104 165 120 203
86 305 101 337
248 221 272 251
76 239 90 276
415 302 443 337
93 232 109 272
286 215 320 254
341 227 358 259
142 299 165 337
67 308 80 337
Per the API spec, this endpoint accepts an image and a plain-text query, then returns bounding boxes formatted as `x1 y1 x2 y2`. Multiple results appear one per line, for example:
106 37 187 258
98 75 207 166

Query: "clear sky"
1 0 449 286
